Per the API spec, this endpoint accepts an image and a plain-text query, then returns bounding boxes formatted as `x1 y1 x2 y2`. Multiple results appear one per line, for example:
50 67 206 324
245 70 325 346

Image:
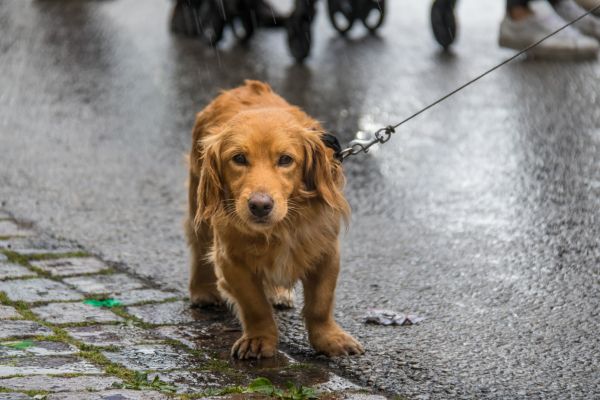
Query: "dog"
186 80 364 359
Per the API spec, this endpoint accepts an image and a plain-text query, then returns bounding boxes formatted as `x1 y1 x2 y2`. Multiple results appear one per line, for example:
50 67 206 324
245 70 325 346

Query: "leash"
334 2 600 162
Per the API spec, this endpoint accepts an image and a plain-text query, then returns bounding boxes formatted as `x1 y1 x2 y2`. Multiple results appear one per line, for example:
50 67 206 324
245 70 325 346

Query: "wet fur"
186 80 363 359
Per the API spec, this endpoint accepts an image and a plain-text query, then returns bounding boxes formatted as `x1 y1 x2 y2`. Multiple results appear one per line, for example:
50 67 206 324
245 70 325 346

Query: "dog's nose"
248 193 274 218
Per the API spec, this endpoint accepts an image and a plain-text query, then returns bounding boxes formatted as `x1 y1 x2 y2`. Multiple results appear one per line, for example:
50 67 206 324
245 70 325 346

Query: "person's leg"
500 0 599 58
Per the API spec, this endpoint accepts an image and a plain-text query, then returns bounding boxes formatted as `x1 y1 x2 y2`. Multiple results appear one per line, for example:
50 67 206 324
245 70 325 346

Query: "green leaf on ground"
3 340 35 349
84 298 122 308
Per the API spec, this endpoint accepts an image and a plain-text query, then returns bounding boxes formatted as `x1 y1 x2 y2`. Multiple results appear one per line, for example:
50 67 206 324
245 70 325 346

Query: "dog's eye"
232 154 248 165
278 155 293 166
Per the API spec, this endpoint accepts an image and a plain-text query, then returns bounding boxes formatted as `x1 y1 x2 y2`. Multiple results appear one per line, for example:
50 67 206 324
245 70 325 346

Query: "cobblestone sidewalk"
0 212 387 400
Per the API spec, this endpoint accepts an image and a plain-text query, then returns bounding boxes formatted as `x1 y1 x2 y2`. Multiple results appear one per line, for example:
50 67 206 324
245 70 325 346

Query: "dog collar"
321 133 343 162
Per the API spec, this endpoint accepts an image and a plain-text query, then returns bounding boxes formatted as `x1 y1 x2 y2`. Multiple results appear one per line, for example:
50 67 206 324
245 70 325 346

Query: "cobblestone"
0 306 20 320
0 321 52 339
31 302 124 324
0 394 32 400
103 344 204 371
0 278 83 303
30 257 108 277
0 375 122 393
63 274 146 294
148 370 225 393
0 355 103 377
65 325 160 347
0 341 77 357
45 390 169 400
0 221 32 237
110 289 179 306
0 263 35 280
127 301 198 325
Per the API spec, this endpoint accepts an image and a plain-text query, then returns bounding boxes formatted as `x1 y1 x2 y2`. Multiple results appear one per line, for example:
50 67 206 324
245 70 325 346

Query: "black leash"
326 2 600 162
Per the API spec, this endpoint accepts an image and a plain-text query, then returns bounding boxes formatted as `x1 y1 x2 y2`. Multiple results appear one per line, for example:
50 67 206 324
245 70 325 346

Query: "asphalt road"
1 0 599 398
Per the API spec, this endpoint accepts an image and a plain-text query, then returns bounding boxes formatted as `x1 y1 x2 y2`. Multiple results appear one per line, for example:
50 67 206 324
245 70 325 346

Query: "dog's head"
195 108 349 231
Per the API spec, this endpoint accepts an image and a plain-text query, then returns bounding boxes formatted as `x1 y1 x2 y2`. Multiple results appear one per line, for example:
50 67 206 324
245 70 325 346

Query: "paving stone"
0 321 52 339
127 301 199 325
110 289 179 306
65 325 161 347
0 355 102 377
63 274 146 295
0 221 32 237
148 370 225 393
0 341 78 357
31 302 124 324
0 263 35 280
102 344 202 371
0 306 21 320
0 278 83 303
0 394 32 400
45 390 169 400
0 236 78 254
0 375 122 392
30 257 109 277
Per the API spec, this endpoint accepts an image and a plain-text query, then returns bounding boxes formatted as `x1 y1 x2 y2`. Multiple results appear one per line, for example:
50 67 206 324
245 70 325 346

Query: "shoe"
499 1 599 59
554 0 600 40
575 0 600 15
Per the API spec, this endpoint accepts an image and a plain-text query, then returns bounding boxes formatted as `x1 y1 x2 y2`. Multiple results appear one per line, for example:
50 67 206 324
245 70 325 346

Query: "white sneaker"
499 1 599 59
554 0 600 40
575 0 600 15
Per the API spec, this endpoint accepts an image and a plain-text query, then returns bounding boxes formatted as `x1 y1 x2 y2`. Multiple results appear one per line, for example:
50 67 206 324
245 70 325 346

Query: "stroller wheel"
359 0 385 33
230 0 255 43
327 0 355 35
287 13 312 62
196 0 226 46
431 0 457 49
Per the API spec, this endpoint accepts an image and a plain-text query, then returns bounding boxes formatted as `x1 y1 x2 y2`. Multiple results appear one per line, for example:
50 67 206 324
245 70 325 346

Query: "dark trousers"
507 0 559 10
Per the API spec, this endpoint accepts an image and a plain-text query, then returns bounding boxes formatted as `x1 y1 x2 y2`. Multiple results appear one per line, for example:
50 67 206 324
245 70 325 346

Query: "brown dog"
186 80 364 359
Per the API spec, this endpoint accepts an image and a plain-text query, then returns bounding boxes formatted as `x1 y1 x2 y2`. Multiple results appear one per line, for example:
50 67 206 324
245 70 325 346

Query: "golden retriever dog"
186 80 364 359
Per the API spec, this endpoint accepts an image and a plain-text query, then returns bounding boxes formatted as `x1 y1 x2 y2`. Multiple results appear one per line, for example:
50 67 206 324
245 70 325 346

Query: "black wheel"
287 13 312 62
230 0 255 43
431 0 458 49
327 0 355 35
359 0 385 33
170 0 203 36
195 0 226 46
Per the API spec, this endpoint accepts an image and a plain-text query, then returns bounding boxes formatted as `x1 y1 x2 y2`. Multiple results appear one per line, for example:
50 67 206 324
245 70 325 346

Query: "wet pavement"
1 0 599 399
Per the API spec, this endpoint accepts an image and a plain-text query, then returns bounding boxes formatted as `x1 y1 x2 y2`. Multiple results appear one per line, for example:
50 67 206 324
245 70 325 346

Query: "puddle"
154 305 339 389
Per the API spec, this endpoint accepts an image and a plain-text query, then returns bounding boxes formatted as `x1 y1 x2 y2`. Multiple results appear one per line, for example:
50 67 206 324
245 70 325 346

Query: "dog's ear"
195 136 223 227
303 131 350 222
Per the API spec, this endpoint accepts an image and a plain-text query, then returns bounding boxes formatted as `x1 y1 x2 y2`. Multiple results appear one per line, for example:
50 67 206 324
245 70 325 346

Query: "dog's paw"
231 335 277 359
190 286 223 307
267 287 295 309
311 328 364 357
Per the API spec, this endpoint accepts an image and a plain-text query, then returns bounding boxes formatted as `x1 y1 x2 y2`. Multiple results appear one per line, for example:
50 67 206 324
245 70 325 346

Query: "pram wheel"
327 0 355 35
194 0 226 46
431 0 457 49
359 0 385 33
287 13 312 62
230 0 256 43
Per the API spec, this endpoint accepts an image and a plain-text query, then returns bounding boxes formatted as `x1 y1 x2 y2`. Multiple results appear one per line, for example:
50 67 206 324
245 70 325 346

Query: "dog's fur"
186 80 364 359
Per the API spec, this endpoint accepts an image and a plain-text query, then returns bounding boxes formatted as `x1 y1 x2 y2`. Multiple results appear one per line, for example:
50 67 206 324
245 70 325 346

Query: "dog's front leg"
218 258 278 359
303 250 364 357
